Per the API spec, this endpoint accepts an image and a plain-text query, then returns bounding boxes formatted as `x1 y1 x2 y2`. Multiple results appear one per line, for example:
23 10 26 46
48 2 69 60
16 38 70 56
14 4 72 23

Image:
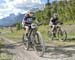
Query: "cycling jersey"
24 16 34 24
50 17 58 25
22 14 36 27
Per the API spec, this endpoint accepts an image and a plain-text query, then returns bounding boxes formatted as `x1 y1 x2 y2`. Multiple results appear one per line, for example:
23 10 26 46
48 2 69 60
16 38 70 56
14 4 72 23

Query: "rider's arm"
49 17 53 26
22 15 26 27
32 16 36 20
22 20 25 27
32 16 42 25
32 16 38 23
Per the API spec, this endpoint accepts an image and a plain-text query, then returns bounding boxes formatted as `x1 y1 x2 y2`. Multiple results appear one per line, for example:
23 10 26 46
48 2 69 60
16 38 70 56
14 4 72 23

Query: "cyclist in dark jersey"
22 12 35 37
49 13 59 37
49 13 58 26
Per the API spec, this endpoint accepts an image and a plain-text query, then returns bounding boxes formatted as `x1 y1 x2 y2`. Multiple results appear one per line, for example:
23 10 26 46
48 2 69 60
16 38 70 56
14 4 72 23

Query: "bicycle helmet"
53 13 58 17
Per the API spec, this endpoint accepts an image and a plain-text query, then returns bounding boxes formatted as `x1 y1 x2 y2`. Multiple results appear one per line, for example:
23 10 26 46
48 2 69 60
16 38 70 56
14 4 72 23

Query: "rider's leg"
52 25 56 37
25 26 32 46
50 22 54 34
25 26 29 37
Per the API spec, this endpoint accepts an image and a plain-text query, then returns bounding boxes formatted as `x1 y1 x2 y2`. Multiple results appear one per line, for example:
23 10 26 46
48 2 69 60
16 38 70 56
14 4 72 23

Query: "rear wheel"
33 31 45 57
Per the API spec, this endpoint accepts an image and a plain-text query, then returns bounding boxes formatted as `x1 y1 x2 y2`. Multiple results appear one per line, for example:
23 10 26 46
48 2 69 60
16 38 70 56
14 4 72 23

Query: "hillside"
35 0 75 24
0 13 25 27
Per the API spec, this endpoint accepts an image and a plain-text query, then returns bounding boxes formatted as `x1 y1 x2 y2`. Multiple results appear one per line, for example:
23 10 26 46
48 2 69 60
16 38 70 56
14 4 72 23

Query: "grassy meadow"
0 24 75 44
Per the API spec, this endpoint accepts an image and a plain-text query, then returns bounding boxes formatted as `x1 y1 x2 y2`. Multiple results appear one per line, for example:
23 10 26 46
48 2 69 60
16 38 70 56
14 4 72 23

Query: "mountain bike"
22 23 45 57
48 22 67 41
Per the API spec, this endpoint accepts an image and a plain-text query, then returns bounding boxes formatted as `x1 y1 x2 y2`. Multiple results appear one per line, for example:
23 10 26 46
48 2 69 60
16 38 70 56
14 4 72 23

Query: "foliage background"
35 0 75 25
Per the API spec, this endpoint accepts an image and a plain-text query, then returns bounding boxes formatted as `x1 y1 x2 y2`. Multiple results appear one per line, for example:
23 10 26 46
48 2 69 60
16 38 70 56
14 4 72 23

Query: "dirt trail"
1 36 75 60
0 36 52 60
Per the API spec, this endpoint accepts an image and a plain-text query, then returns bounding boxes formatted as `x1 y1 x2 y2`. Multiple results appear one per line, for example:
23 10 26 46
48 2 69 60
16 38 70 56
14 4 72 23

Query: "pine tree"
44 0 51 24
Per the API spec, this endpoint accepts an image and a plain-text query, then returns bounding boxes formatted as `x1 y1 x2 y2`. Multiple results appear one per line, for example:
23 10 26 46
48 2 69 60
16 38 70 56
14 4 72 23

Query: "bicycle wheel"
48 30 54 40
57 29 67 41
22 34 30 50
33 31 45 57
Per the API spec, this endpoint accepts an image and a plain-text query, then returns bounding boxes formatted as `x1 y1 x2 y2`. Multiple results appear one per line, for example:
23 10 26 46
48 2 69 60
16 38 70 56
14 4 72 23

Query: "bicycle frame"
54 24 62 33
23 23 45 57
27 24 38 44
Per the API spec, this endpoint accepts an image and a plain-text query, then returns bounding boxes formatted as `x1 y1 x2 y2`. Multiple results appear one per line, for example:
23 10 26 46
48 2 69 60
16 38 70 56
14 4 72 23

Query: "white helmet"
53 13 58 17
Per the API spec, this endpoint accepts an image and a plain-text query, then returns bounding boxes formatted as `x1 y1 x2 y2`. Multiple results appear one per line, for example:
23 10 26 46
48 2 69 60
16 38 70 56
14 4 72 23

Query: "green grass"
38 25 49 42
60 20 75 25
0 52 13 60
0 48 13 60
3 29 24 42
0 39 5 47
1 25 50 42
0 28 9 32
0 41 13 60
1 25 75 46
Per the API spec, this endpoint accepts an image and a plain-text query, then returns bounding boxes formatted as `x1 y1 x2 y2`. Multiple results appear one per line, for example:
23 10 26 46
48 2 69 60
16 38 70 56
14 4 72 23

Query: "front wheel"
48 30 55 40
33 31 45 57
57 29 67 41
22 34 30 50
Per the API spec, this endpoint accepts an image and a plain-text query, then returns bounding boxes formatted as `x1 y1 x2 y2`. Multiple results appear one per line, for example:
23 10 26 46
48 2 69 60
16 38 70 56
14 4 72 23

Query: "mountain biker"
22 12 36 37
49 13 59 37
